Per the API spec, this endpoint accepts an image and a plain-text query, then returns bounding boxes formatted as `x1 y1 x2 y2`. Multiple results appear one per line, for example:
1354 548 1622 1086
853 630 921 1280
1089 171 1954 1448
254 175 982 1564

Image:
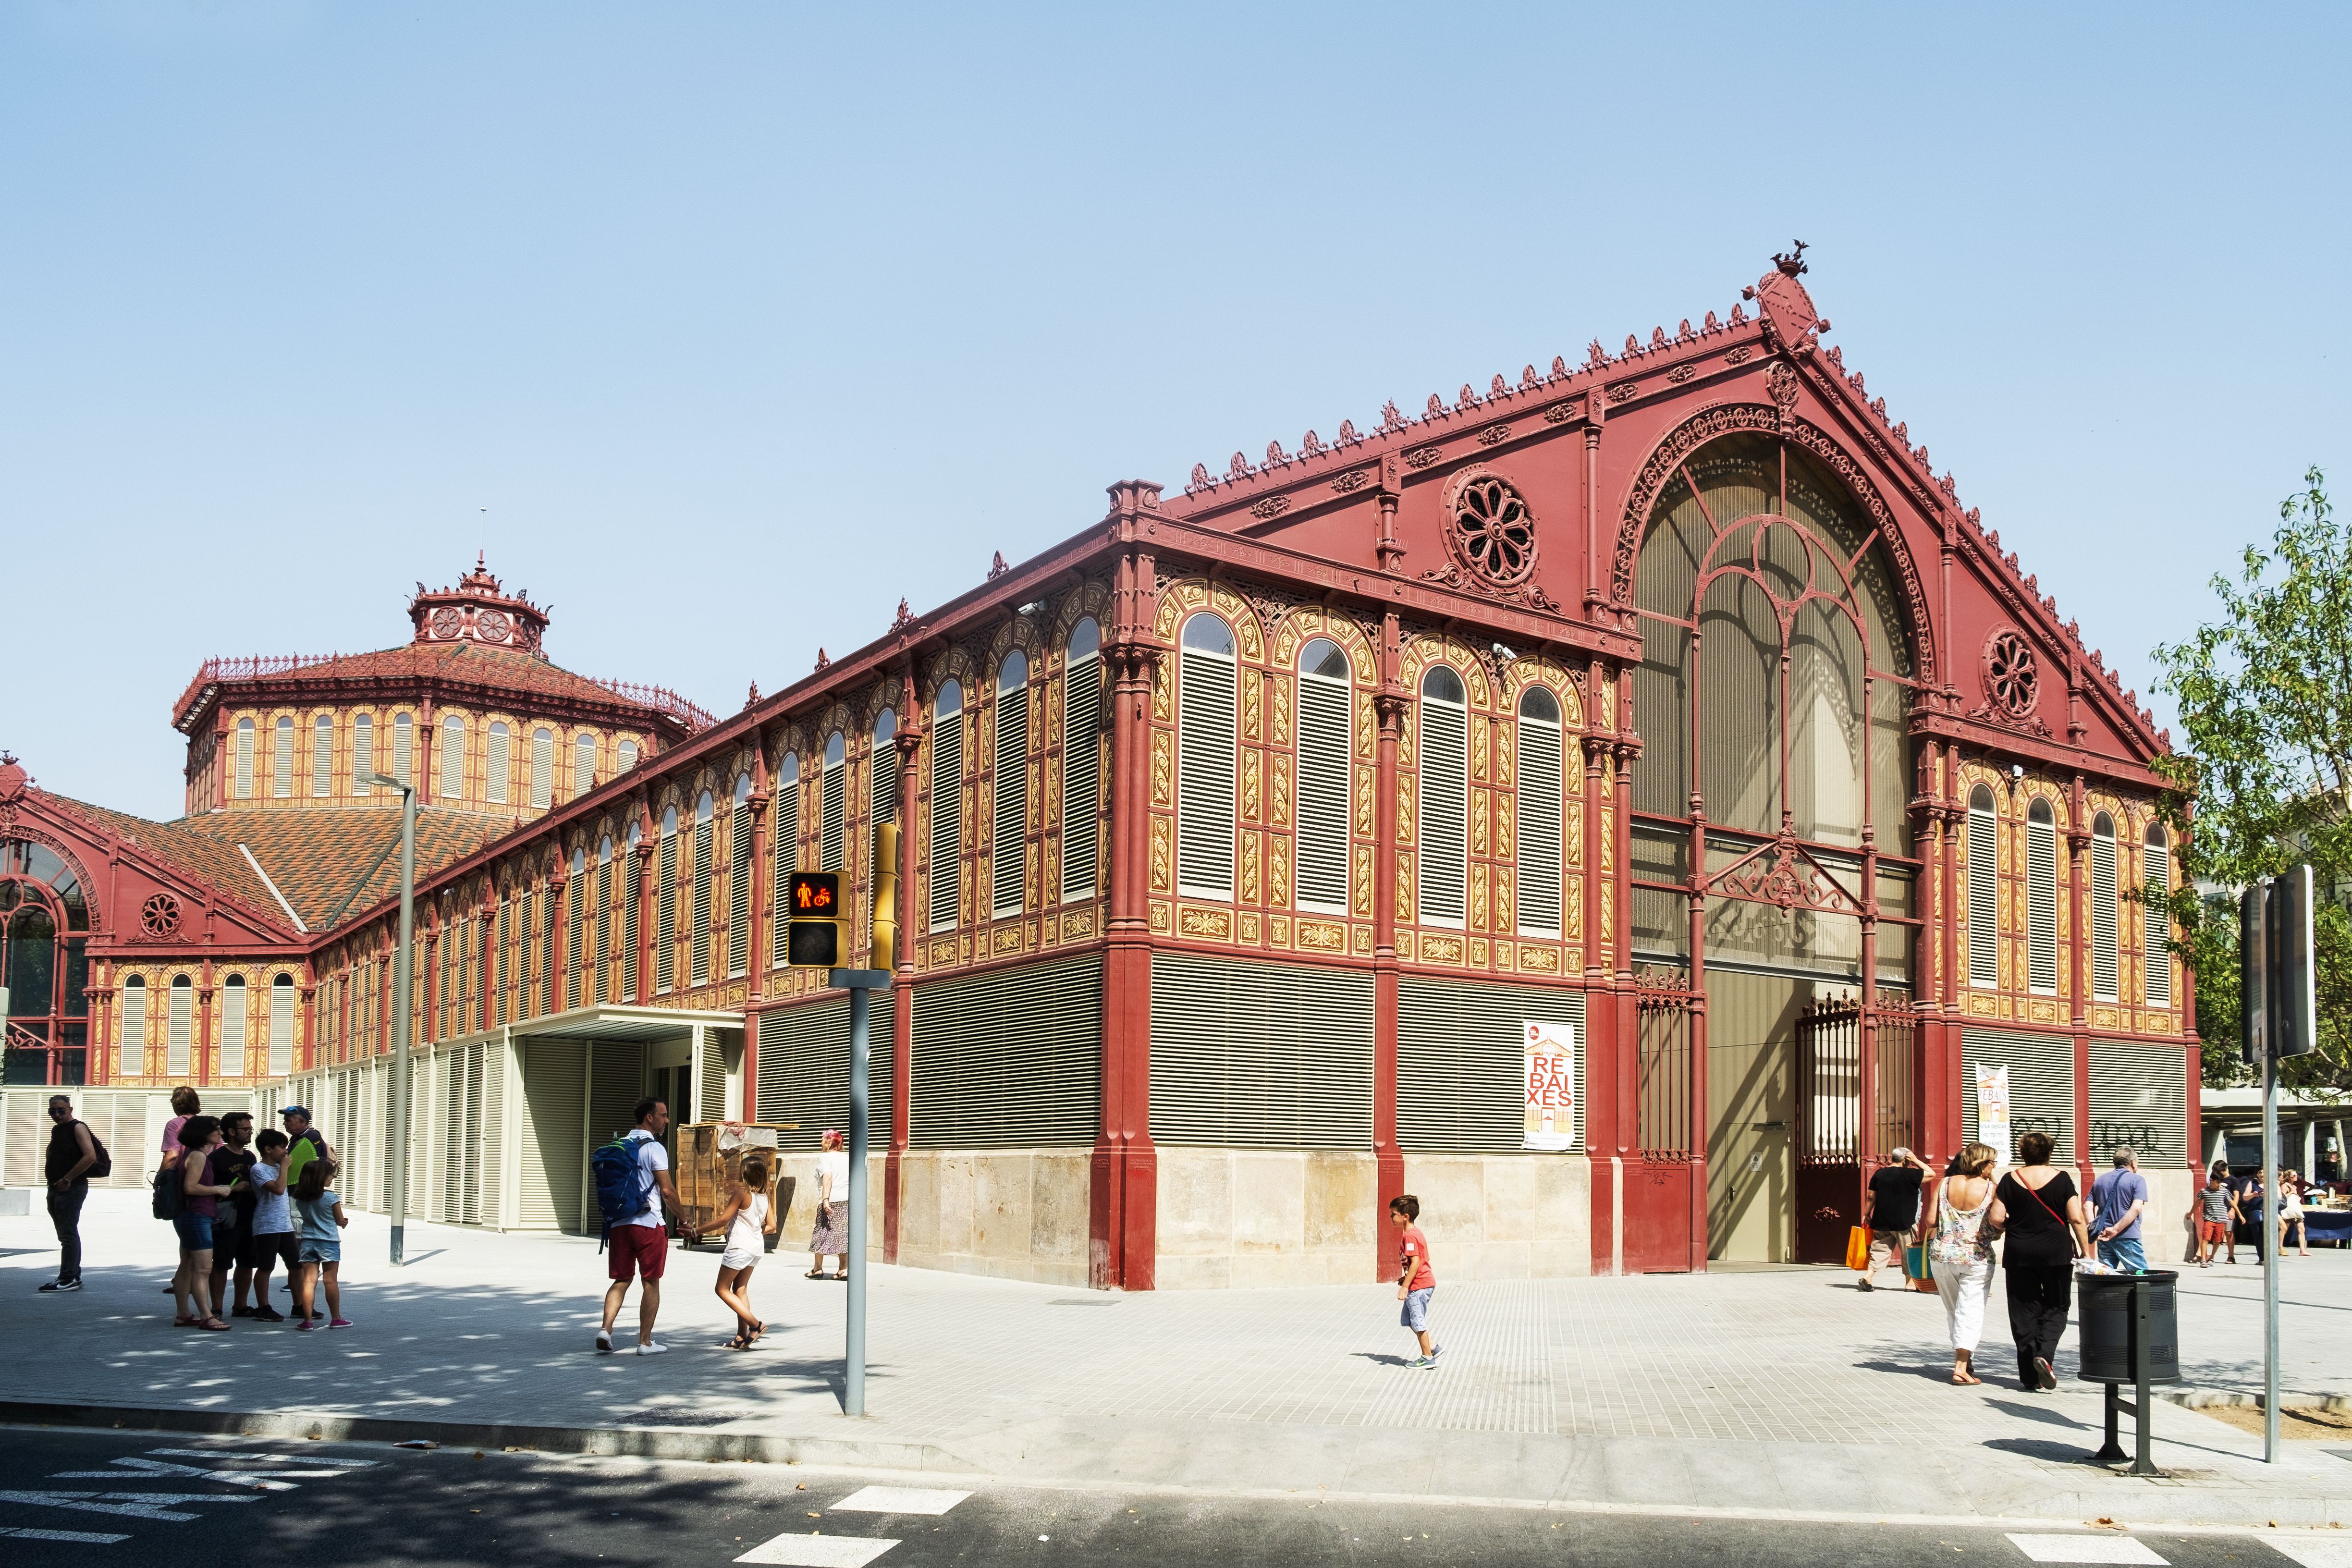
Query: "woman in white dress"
2280 1169 2310 1258
1930 1141 2000 1386
711 1156 777 1350
808 1129 850 1280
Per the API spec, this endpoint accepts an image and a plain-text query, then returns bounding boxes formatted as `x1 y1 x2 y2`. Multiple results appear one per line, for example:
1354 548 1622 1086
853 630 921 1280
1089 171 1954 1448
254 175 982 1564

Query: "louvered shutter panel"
1962 1027 2075 1162
928 715 963 931
1148 952 1372 1148
2027 813 2058 994
698 1026 727 1122
1398 977 1584 1152
594 863 612 1004
2090 1040 2186 1167
992 685 1029 919
441 1050 464 1222
1062 654 1101 901
756 997 891 1148
1176 649 1237 899
167 980 192 1077
531 730 554 809
566 878 583 1009
2144 840 2171 1006
772 776 800 966
2092 828 2119 1001
692 818 713 986
911 954 1101 1147
1966 805 1998 989
463 1042 486 1225
270 977 295 1074
1418 698 1469 924
657 835 677 993
221 981 247 1077
729 812 752 979
621 858 639 1002
821 764 846 873
1515 714 1564 937
1296 671 1350 914
872 740 898 828
119 982 144 1077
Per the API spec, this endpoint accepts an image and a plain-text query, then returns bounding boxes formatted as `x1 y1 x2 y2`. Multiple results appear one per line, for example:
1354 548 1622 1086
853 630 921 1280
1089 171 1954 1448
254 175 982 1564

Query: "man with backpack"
41 1094 102 1293
595 1097 680 1356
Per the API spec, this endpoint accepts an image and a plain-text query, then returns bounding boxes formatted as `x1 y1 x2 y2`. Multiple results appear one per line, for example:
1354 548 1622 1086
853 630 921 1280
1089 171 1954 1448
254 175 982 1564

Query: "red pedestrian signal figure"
786 872 841 966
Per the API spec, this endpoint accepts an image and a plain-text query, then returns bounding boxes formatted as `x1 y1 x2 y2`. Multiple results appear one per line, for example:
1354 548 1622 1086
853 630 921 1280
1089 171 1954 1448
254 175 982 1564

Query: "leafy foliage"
2152 467 2352 1091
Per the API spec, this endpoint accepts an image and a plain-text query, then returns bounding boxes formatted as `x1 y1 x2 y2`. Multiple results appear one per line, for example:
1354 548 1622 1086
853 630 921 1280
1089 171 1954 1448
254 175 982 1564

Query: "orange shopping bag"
1844 1225 1872 1271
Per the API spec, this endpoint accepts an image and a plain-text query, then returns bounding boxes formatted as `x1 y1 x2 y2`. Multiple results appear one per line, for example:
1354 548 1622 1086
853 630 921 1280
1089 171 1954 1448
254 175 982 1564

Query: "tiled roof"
43 794 290 931
172 641 714 735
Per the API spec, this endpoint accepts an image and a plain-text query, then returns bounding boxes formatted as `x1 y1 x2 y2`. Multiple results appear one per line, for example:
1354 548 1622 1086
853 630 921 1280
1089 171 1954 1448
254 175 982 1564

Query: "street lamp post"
362 771 417 1266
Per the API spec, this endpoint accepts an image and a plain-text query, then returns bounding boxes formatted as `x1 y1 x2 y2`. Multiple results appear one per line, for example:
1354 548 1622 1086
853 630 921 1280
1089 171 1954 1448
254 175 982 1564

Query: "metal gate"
1627 970 1697 1273
1794 998 1917 1264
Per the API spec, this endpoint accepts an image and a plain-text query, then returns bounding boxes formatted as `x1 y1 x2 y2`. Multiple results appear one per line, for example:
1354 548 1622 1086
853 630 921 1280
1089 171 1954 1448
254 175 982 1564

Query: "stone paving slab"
2 1191 2346 1526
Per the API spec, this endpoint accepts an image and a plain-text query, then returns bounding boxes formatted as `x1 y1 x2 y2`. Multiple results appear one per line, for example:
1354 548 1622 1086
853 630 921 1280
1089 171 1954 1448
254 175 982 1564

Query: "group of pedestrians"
594 1096 783 1356
2195 1162 2316 1264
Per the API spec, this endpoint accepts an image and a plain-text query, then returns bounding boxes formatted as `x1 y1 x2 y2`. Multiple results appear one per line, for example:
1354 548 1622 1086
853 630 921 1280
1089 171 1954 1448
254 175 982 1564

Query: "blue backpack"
589 1133 654 1250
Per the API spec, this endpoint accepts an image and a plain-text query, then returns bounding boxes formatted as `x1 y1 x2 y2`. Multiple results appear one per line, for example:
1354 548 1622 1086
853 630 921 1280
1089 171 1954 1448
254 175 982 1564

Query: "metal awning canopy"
471 1004 746 1045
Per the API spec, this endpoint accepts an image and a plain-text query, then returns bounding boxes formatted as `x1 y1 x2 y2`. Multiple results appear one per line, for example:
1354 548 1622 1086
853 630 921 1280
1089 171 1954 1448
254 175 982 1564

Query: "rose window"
1984 628 2038 720
140 892 182 939
476 610 512 643
430 607 464 639
1446 475 1537 587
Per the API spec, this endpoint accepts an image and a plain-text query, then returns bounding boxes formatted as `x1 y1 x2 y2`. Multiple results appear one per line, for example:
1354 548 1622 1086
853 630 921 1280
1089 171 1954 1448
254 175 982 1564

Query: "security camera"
2009 763 2025 781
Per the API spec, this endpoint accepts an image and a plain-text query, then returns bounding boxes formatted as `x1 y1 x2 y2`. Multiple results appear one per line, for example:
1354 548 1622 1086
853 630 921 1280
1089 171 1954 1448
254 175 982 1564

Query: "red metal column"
1582 720 1618 1274
2068 773 2092 1185
1371 610 1405 1281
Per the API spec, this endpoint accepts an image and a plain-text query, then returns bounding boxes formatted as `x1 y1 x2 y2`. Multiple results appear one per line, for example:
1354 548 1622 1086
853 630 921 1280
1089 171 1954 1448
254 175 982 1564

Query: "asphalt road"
0 1427 2334 1568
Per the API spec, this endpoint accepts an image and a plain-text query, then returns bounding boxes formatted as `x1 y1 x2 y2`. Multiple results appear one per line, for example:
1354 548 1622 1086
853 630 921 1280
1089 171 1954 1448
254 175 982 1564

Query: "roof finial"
1773 239 1809 277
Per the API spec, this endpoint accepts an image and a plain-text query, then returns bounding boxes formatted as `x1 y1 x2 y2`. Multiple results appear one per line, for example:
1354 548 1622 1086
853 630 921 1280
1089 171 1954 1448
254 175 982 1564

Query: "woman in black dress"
1986 1129 2093 1390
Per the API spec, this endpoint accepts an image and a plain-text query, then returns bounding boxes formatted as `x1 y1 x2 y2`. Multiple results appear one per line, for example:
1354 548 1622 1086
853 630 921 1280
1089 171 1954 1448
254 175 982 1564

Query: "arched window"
595 835 615 1004
2092 812 2119 1002
2144 823 2172 1007
120 975 145 1077
574 733 596 799
1416 666 1469 925
1516 686 1565 938
354 713 375 796
872 710 899 827
729 773 753 979
167 974 193 1076
0 841 92 1085
616 738 639 773
270 973 295 1075
312 715 333 798
393 711 413 785
234 718 255 798
273 716 295 798
2026 797 2058 995
929 686 964 932
1966 784 1998 989
487 722 511 805
1295 637 1351 915
1177 614 1237 900
692 791 714 987
821 733 847 874
993 652 1029 920
441 715 466 799
221 974 247 1076
658 806 680 993
772 752 801 966
1062 619 1102 902
531 728 554 809
566 845 586 1009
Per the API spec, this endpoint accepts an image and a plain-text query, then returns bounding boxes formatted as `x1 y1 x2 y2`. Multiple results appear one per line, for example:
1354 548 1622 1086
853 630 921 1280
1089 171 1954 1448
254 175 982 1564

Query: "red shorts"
607 1224 669 1283
2198 1221 2229 1243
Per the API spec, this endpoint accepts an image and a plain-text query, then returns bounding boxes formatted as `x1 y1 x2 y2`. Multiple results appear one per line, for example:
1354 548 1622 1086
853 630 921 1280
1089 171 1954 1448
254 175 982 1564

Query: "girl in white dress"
711 1156 777 1350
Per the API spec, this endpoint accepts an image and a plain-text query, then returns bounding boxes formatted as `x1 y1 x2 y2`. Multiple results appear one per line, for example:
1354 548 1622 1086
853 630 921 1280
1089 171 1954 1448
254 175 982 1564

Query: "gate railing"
1633 967 1692 1160
1795 996 1918 1166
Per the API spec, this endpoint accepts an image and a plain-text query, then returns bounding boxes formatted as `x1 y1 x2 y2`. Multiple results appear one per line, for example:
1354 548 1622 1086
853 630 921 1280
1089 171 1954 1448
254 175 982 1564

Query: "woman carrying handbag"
1986 1129 2094 1391
1929 1142 2000 1385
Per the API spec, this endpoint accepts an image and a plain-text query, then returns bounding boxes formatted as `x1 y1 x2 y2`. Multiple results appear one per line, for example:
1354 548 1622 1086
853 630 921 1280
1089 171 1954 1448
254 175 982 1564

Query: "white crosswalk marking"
0 1526 133 1544
145 1449 374 1469
829 1487 971 1516
52 1458 300 1490
2006 1535 2169 1565
2263 1540 2352 1568
734 1533 902 1567
0 1490 259 1522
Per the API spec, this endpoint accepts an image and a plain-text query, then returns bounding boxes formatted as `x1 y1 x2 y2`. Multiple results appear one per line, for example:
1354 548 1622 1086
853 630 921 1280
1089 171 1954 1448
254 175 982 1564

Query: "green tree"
2151 466 2352 1092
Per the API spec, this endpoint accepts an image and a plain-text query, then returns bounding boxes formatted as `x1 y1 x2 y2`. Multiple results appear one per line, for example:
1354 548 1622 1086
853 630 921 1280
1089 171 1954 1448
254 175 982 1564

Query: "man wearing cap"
1859 1147 1932 1292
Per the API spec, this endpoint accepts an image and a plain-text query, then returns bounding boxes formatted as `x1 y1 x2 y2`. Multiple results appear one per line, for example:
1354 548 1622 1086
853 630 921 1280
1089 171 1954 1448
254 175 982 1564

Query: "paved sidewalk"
4 1192 2348 1527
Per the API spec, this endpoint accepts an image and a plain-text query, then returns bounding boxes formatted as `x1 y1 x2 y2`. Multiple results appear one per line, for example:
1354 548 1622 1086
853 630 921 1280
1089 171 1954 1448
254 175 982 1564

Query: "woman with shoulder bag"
1929 1142 2000 1385
1986 1129 2092 1391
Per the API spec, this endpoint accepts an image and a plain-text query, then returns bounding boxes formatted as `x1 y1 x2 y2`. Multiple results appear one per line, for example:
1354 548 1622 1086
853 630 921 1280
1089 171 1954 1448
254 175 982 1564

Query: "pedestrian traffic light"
871 823 900 969
786 871 841 968
2242 866 2319 1064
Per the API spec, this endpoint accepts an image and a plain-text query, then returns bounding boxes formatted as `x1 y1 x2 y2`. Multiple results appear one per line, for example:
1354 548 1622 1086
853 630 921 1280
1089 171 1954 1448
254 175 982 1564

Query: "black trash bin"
2076 1270 2180 1384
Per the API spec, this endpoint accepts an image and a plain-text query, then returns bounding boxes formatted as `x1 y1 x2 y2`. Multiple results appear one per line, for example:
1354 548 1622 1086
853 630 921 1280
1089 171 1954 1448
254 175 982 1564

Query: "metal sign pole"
832 968 889 1417
2263 914 2282 1467
387 781 416 1268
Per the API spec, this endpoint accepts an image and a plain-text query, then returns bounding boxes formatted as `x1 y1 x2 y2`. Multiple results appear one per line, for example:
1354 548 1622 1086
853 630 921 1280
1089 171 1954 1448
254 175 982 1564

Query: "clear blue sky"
5 2 2344 820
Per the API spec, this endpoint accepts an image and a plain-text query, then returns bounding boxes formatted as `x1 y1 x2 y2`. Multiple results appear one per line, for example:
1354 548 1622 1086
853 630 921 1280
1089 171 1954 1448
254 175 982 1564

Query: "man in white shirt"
598 1098 680 1356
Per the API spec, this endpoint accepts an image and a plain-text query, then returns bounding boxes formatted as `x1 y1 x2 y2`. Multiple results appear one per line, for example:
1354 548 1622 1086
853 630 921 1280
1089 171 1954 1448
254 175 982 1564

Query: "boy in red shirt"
1390 1194 1443 1369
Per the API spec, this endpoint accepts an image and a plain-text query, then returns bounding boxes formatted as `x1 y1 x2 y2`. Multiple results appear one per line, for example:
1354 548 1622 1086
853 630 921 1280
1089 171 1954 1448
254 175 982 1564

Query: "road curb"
2156 1389 2352 1413
0 1400 973 1472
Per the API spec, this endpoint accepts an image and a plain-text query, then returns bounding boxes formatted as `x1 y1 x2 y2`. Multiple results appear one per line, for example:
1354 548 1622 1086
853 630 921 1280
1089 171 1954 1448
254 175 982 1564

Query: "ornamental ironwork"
1444 473 1537 588
1983 627 2039 722
140 892 181 939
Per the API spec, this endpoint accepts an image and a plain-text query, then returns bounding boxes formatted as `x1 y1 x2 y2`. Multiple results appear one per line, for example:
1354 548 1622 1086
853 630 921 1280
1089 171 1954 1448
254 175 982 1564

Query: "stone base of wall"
884 1149 1091 1287
1155 1149 1379 1289
2135 1165 2202 1266
1400 1153 1591 1281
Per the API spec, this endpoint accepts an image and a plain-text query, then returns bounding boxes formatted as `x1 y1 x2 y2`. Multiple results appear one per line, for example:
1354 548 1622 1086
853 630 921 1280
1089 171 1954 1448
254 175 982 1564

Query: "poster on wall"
1974 1063 2012 1168
1522 1020 1578 1151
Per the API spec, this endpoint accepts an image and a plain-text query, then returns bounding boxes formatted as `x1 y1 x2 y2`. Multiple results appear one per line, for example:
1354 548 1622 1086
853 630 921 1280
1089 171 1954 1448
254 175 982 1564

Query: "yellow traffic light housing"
872 823 900 968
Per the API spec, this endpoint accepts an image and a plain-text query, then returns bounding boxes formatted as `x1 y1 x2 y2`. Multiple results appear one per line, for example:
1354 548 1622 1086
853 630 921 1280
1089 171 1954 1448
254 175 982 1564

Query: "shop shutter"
699 1027 729 1123
1961 1027 2075 1163
1965 801 1998 988
928 714 963 931
1418 699 1469 924
693 814 714 986
1062 652 1101 901
479 1038 503 1225
2144 837 2172 1007
1149 952 1372 1148
729 811 752 979
1515 712 1565 938
441 1049 465 1223
773 774 801 966
270 977 295 1074
220 979 247 1077
1296 668 1350 914
2027 808 2058 994
912 954 1100 1148
755 995 893 1152
2092 822 2119 1001
1176 649 1237 899
119 980 145 1078
167 979 192 1077
992 681 1029 919
657 833 677 993
520 1040 586 1231
1396 977 1585 1153
463 1041 487 1225
2090 1040 2185 1169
